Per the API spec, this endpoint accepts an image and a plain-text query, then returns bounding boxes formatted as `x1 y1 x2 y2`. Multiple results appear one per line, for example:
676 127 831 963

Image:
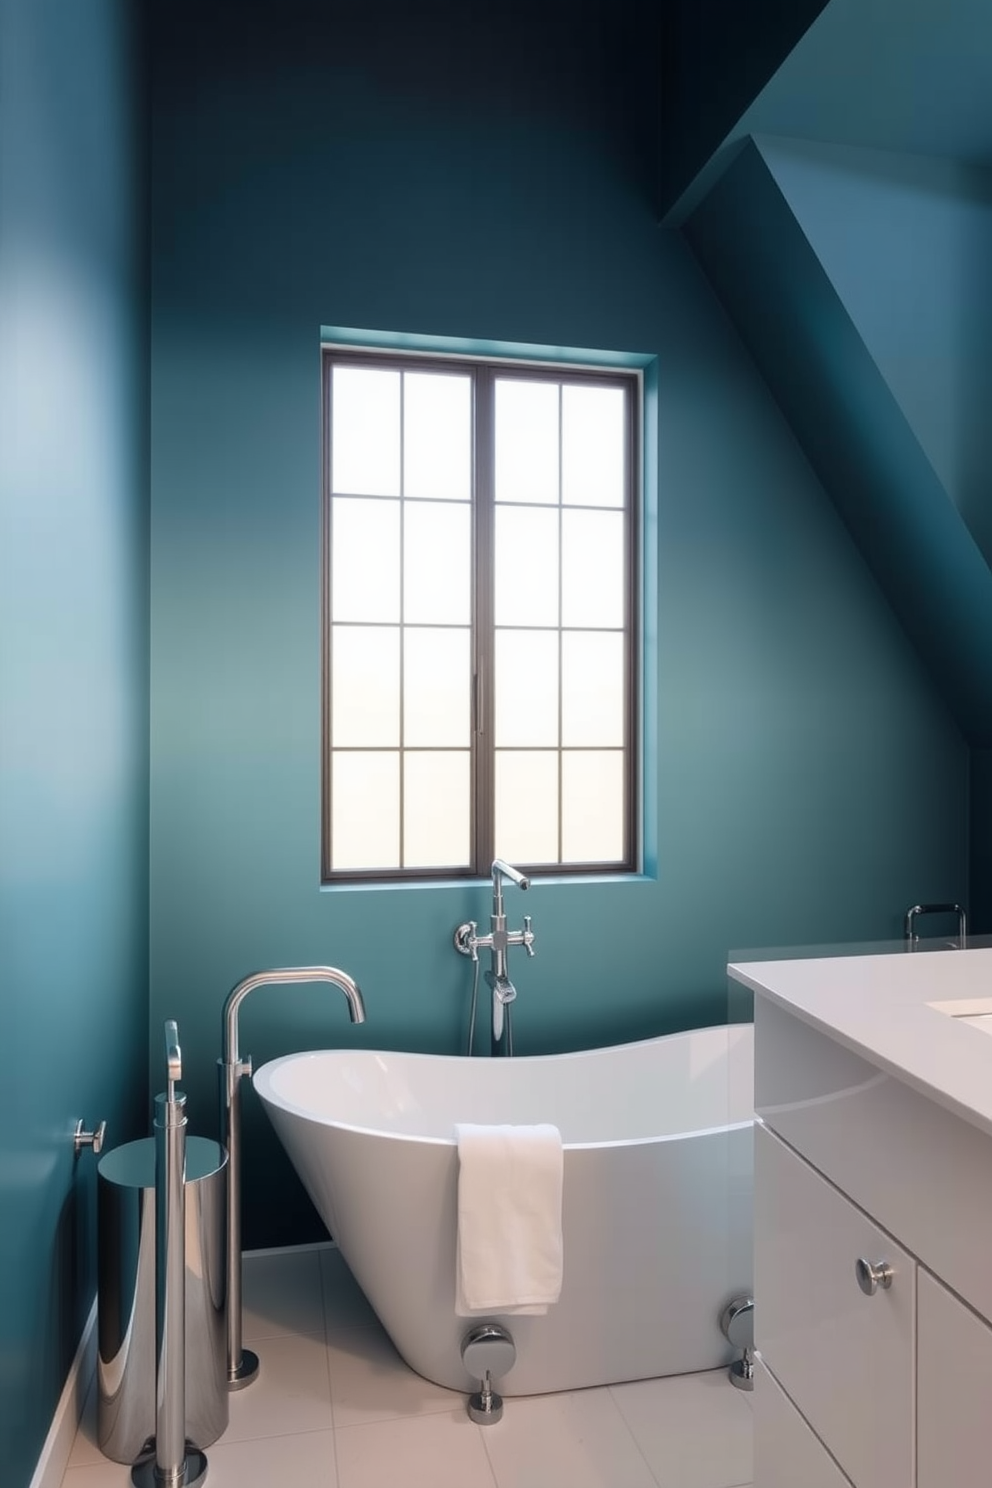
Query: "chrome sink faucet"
454 860 535 1053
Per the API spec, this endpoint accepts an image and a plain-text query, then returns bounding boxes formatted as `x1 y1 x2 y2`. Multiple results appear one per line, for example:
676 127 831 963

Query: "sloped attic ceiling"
677 0 992 749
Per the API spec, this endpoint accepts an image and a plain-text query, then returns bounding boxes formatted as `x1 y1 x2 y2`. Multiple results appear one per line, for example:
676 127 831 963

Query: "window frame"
320 344 641 884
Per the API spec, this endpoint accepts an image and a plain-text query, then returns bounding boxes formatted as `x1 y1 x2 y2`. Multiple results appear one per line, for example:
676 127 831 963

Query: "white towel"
455 1122 564 1316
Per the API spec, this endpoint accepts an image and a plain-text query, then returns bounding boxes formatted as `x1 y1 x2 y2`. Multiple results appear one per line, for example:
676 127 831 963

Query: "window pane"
404 501 471 624
332 497 400 622
561 631 624 747
332 626 399 747
494 506 559 626
561 509 624 628
495 379 559 505
495 750 558 863
561 385 626 508
561 750 624 863
404 752 470 868
404 628 471 747
404 372 471 500
494 630 558 747
332 367 400 496
331 752 399 869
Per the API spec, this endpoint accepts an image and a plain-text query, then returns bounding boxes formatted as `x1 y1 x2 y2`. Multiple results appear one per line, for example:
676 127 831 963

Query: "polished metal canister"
96 1135 229 1464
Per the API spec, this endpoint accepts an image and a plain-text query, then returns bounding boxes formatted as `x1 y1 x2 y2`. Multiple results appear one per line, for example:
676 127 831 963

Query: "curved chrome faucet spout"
492 858 530 893
219 966 365 1389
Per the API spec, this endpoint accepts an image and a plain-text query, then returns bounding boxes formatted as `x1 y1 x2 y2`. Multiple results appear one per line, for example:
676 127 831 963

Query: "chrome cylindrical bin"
97 1136 229 1464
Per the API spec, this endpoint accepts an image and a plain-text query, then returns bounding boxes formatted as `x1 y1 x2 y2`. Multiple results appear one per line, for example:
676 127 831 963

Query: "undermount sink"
928 997 992 1039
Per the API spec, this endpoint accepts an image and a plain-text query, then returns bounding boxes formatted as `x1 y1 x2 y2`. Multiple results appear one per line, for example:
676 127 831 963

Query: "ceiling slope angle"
684 137 992 749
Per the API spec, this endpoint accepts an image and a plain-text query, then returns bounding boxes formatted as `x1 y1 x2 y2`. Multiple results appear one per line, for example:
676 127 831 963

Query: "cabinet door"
755 1124 915 1488
918 1268 992 1488
754 1358 853 1487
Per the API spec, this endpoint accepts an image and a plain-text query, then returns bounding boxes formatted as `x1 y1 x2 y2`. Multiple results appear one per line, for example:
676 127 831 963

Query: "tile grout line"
605 1382 670 1488
316 1246 344 1486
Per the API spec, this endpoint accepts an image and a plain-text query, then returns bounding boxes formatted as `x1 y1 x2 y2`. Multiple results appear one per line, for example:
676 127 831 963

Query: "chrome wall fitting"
461 1324 517 1424
904 902 967 947
720 1295 755 1392
219 966 366 1389
132 1022 208 1488
74 1120 107 1156
454 860 535 1056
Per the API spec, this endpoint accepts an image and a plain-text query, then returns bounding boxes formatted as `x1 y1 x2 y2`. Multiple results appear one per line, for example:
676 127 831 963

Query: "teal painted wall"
974 752 992 933
0 2 149 1484
758 137 992 571
148 0 968 1248
684 139 992 747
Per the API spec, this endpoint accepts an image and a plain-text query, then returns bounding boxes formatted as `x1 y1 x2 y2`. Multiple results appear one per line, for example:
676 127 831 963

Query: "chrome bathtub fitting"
132 1022 208 1488
454 859 535 1055
219 966 366 1389
720 1295 755 1392
904 902 967 948
461 1324 517 1424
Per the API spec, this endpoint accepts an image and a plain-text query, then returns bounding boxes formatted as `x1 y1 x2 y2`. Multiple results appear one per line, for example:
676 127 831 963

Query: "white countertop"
728 946 992 1139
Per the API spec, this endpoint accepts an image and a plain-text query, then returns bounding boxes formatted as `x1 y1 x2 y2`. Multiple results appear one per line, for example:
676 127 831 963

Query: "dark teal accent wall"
973 752 992 934
149 0 968 1248
659 0 829 214
0 3 148 1484
685 139 992 747
757 138 992 572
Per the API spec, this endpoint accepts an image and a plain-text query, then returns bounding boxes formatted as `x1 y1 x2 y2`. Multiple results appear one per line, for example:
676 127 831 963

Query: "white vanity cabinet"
754 1124 914 1488
731 955 992 1488
917 1269 992 1488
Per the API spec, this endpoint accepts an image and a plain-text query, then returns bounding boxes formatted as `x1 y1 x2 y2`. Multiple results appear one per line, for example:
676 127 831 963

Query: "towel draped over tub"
454 1121 564 1316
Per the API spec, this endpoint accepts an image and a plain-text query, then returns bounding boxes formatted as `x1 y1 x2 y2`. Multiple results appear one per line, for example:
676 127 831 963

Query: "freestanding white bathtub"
254 1023 754 1394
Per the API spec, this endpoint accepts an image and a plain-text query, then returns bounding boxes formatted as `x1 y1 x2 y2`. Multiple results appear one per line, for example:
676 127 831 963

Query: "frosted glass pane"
404 373 471 500
561 509 624 628
331 752 399 870
494 506 559 627
332 367 400 496
495 751 558 864
561 751 624 863
561 632 624 747
332 626 399 746
495 379 559 505
332 497 400 622
494 630 558 747
404 628 471 747
562 385 625 508
404 501 471 624
404 752 470 868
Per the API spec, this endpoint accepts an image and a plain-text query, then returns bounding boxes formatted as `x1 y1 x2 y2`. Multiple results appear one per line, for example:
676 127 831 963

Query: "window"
321 346 639 882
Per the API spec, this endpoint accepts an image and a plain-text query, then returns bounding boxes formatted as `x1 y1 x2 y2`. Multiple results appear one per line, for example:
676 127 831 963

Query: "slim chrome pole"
133 1023 207 1488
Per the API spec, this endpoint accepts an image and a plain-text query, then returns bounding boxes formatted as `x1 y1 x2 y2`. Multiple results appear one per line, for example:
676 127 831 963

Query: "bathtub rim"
253 1021 754 1151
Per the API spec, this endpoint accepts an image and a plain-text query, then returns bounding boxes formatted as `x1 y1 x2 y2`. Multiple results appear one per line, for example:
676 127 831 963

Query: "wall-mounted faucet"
454 860 535 1055
219 966 366 1388
904 902 967 948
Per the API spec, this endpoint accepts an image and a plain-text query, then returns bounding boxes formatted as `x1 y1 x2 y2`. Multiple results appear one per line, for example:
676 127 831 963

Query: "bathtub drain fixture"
461 1324 517 1424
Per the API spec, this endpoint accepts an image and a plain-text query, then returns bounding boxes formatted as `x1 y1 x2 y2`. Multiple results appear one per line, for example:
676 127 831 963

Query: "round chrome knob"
856 1257 894 1296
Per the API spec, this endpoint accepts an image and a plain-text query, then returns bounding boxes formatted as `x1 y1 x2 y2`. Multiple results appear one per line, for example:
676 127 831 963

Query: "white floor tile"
335 1410 497 1488
611 1369 753 1488
61 1464 132 1488
241 1246 325 1341
319 1247 381 1339
221 1332 334 1441
481 1386 658 1488
206 1428 339 1487
326 1322 467 1428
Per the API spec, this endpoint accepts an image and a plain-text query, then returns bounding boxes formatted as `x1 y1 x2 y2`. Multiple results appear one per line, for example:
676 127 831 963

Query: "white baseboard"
29 1299 97 1488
